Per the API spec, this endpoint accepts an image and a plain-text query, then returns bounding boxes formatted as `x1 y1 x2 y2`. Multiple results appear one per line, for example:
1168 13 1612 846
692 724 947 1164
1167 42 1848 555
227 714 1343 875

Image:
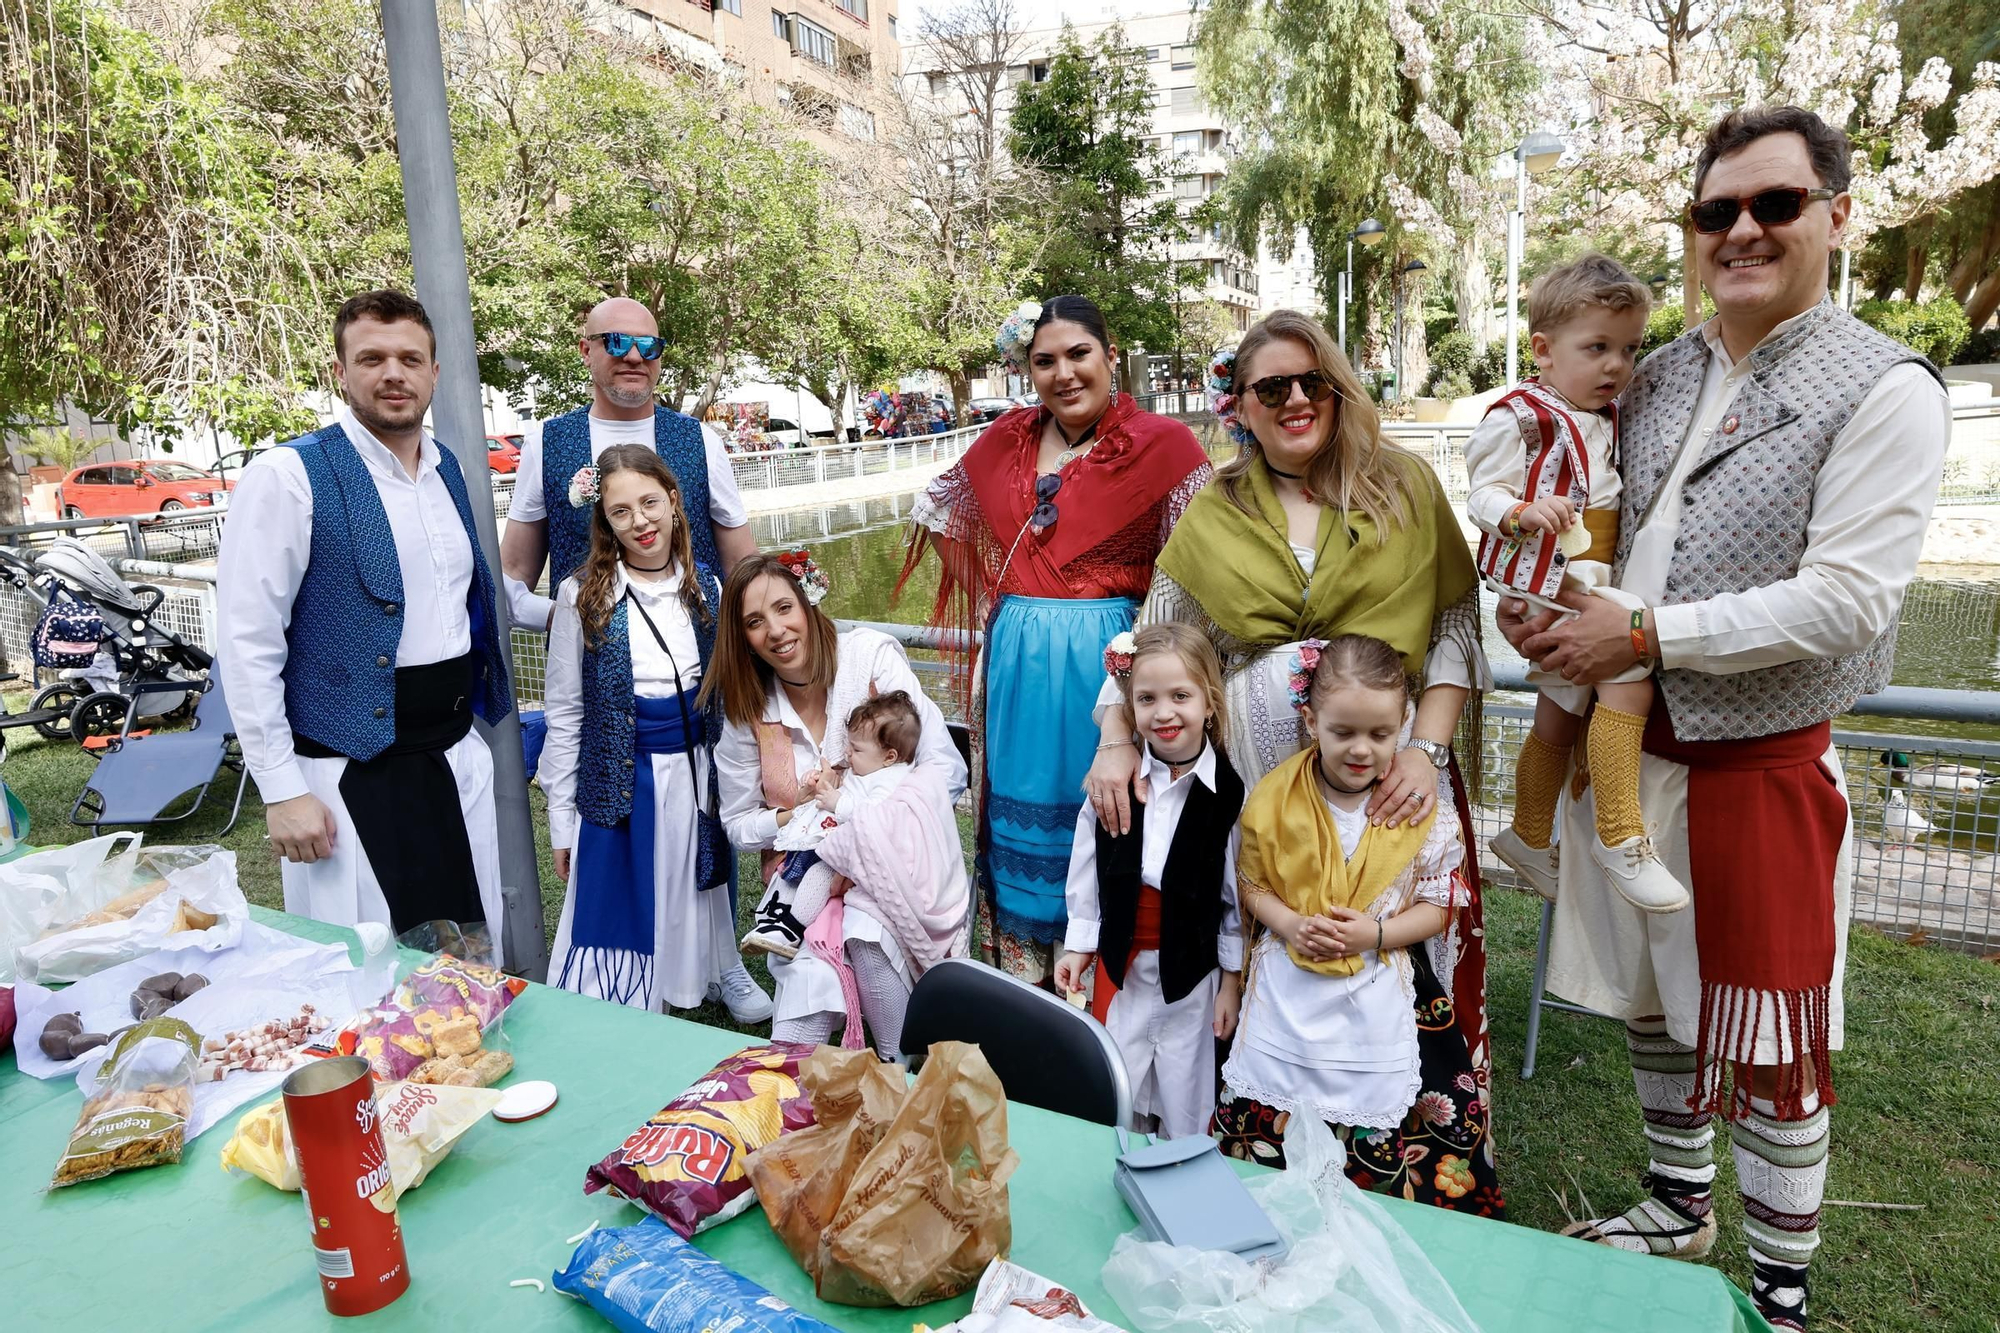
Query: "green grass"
5 721 1997 1329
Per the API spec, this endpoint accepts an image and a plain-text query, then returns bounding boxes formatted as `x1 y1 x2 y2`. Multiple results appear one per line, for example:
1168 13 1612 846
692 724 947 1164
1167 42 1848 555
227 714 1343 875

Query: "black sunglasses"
1029 472 1062 534
587 331 666 361
1246 370 1338 409
1687 187 1836 236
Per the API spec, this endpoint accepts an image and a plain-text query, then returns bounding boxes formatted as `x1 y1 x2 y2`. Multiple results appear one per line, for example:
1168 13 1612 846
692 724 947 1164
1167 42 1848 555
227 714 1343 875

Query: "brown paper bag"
747 1040 1019 1307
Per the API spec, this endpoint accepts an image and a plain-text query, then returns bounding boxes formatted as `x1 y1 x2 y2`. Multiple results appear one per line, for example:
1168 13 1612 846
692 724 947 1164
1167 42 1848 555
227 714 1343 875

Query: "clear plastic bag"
1100 1114 1478 1333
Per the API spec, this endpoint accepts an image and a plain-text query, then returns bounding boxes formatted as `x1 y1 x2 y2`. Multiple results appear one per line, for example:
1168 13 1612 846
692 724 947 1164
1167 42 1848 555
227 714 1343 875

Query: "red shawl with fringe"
898 393 1210 703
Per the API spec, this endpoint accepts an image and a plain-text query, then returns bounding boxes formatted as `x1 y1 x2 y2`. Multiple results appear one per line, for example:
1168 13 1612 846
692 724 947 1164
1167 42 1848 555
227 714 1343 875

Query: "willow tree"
0 0 316 520
1194 0 1541 360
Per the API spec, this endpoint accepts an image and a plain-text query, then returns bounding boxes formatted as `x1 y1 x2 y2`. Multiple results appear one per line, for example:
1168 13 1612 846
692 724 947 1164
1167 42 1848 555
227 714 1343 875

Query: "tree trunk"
0 437 20 526
1682 221 1703 327
1454 231 1492 356
690 358 728 421
1871 271 1898 302
1946 181 2000 302
1904 243 1928 302
947 368 971 422
1967 268 2000 338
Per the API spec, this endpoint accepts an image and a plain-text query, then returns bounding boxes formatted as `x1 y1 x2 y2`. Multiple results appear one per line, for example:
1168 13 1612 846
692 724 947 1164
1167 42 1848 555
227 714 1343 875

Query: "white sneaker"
1589 833 1690 913
713 961 775 1024
1491 827 1560 902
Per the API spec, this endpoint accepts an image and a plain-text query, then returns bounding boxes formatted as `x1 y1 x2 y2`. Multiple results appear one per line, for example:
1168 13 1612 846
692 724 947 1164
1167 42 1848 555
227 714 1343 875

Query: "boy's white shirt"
772 760 910 852
1061 740 1243 970
1462 381 1624 538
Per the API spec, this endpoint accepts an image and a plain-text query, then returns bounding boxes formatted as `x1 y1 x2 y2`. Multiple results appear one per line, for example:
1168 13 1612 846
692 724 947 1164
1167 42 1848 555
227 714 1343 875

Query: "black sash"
295 652 482 933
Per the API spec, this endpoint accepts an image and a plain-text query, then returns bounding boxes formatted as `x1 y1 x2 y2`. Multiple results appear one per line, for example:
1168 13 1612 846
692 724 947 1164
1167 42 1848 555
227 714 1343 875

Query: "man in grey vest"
1501 108 1950 1330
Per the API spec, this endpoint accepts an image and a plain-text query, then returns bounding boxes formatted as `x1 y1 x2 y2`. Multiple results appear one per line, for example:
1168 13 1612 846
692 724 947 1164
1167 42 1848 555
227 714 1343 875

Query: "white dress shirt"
505 415 749 628
217 405 477 806
1464 391 1623 538
1630 312 1953 674
540 565 707 850
1061 740 1245 972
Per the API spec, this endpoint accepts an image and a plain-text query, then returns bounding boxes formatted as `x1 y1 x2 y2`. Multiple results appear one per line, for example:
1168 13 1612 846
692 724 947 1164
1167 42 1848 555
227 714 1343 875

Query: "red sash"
1643 708 1844 1119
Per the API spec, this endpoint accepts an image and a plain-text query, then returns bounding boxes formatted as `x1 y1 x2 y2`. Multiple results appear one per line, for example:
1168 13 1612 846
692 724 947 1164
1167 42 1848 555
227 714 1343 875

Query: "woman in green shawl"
1086 309 1502 1212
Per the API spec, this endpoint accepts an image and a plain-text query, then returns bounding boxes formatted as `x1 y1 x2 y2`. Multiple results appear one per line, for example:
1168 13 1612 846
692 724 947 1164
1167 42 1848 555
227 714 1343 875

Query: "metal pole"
383 0 548 982
1840 249 1853 310
1339 238 1352 361
1505 155 1525 387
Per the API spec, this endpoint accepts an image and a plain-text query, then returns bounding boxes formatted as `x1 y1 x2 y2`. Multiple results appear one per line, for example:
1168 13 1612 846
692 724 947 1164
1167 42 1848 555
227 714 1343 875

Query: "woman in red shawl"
901 296 1212 983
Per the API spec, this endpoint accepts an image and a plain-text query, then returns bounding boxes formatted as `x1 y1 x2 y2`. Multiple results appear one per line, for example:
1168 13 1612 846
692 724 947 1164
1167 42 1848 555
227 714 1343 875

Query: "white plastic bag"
13 844 246 984
0 834 144 982
1100 1115 1478 1333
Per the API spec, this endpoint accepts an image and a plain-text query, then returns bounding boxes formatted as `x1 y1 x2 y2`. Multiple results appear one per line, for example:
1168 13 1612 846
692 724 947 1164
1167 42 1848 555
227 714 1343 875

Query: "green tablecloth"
1 907 1763 1331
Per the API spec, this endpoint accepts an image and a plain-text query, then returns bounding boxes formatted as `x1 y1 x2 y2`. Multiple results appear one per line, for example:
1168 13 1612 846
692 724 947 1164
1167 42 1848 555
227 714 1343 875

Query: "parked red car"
59 460 234 519
486 434 523 474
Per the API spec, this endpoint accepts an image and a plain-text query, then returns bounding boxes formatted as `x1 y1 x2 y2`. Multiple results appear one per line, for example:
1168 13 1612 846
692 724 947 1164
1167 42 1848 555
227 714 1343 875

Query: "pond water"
764 503 2000 701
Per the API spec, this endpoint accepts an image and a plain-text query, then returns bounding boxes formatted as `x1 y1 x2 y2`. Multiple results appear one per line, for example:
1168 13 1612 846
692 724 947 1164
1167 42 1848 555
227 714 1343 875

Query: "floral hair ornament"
1206 344 1253 448
567 464 601 509
1286 638 1328 713
995 300 1044 371
776 548 831 607
1103 630 1138 679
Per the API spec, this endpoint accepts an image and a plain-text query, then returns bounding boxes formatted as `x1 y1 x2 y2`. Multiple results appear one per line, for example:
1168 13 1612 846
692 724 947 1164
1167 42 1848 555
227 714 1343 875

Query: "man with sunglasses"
500 297 755 633
1502 107 1950 1331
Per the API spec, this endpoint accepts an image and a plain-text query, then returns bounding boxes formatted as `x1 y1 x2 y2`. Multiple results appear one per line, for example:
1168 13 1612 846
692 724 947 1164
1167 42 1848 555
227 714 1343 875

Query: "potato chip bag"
584 1043 817 1237
221 1081 501 1196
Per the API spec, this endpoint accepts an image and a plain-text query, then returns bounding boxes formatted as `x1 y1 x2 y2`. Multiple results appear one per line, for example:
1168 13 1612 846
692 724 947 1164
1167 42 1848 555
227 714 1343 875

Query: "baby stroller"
2 539 211 744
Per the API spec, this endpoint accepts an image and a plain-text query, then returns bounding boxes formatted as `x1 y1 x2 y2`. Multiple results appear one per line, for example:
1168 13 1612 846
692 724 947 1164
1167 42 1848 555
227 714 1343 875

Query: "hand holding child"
809 765 844 804
1320 905 1381 960
1514 495 1575 536
1053 950 1094 998
1213 972 1241 1040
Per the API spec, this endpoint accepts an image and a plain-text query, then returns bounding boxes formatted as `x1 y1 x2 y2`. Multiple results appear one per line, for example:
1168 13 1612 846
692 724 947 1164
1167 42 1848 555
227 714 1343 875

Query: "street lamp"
1394 259 1427 404
1339 217 1386 364
1505 130 1566 387
1649 272 1670 298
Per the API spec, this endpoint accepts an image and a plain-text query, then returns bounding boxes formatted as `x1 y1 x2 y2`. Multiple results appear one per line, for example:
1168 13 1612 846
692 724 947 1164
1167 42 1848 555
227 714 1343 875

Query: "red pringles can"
282 1056 411 1315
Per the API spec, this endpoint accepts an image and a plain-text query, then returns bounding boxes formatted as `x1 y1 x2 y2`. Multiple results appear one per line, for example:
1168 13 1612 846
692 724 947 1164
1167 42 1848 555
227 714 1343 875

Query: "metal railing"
718 425 981 494
844 618 2000 954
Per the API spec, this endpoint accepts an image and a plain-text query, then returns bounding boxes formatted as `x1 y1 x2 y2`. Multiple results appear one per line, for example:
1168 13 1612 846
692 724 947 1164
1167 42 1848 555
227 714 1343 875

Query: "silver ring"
1406 791 1421 802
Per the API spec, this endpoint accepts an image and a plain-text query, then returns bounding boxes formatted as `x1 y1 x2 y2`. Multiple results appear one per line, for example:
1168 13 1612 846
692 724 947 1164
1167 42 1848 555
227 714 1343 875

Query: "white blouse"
540 564 710 850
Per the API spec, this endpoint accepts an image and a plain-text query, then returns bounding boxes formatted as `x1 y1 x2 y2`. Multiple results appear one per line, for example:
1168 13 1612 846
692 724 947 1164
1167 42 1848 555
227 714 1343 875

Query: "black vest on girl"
1093 746 1245 1004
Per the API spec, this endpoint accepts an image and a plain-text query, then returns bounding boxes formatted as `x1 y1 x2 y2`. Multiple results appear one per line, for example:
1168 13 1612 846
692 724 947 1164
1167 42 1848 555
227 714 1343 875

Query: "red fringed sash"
1642 708 1844 1119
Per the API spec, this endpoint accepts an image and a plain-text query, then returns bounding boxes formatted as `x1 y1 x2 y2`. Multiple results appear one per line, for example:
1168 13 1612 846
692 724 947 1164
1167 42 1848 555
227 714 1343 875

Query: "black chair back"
901 957 1131 1128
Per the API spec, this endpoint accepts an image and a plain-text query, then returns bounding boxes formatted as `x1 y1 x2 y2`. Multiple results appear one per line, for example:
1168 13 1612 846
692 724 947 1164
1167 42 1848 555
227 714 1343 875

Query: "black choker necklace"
1267 464 1305 481
777 674 812 688
625 557 672 572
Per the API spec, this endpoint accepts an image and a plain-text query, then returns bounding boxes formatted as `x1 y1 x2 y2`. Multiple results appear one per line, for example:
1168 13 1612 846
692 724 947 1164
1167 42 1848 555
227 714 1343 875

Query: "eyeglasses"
587 331 666 361
1687 187 1836 235
605 493 672 529
1246 370 1338 409
1029 472 1062 534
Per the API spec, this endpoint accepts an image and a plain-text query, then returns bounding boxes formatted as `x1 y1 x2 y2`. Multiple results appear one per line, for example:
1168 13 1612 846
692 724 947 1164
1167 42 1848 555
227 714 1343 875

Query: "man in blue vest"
499 297 755 632
218 290 513 940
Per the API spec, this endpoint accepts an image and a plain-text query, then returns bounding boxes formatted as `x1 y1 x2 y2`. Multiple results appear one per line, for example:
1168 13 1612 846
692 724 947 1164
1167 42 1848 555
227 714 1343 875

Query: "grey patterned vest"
1614 302 1941 740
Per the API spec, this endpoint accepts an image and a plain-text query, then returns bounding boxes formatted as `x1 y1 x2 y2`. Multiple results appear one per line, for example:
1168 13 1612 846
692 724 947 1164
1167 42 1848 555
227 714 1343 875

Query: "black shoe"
742 904 804 959
1751 1259 1810 1331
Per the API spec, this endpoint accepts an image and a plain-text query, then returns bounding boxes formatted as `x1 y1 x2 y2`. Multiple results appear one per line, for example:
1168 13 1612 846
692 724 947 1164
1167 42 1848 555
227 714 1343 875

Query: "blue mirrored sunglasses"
588 331 666 361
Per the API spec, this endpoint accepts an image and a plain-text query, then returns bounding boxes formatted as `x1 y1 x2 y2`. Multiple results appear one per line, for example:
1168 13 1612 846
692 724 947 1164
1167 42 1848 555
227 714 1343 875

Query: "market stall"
0 903 1764 1331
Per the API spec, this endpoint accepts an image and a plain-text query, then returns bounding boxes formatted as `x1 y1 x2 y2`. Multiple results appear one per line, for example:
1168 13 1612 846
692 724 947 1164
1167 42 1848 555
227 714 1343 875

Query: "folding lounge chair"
69 674 249 836
902 956 1133 1128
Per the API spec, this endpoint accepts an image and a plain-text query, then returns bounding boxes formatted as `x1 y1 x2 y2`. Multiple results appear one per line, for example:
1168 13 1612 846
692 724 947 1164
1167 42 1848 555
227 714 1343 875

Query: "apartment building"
611 0 903 148
903 3 1312 376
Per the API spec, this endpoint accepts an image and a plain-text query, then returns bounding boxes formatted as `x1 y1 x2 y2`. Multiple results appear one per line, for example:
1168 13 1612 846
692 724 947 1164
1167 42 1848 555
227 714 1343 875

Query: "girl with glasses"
539 445 772 1022
900 294 1212 987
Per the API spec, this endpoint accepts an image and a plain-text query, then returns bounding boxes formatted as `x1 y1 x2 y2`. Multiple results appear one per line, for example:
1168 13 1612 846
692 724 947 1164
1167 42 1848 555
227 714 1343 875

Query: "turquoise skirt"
980 594 1139 944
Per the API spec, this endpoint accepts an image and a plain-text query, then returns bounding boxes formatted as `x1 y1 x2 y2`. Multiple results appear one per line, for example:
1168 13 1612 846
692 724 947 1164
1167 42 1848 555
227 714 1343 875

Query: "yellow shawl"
1236 746 1436 977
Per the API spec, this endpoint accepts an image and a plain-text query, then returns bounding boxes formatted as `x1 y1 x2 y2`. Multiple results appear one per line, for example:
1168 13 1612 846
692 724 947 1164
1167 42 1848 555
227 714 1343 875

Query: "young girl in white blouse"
1054 623 1245 1140
540 445 772 1022
1216 634 1503 1215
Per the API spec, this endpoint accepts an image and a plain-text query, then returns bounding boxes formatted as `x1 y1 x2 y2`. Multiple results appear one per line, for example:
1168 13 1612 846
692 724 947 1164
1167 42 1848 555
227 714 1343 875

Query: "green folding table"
0 907 1765 1331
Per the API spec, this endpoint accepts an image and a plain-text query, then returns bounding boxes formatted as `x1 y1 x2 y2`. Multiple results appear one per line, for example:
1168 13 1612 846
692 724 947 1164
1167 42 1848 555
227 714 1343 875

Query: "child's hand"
1515 496 1575 535
1053 950 1094 997
1321 905 1378 960
1213 971 1241 1040
828 875 850 899
809 766 843 802
1280 911 1340 961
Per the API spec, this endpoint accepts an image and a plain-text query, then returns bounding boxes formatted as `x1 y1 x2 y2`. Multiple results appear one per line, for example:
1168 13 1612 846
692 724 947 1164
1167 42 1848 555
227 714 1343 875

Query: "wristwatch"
1407 738 1451 769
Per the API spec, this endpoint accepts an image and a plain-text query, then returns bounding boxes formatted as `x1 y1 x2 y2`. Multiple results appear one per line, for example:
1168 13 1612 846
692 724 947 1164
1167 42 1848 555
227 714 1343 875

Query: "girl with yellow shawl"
1082 310 1501 1211
1218 636 1493 1213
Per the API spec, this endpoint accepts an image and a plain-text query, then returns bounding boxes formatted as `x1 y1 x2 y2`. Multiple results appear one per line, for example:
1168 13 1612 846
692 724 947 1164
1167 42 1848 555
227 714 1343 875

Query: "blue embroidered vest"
541 406 719 591
280 424 513 761
576 562 722 828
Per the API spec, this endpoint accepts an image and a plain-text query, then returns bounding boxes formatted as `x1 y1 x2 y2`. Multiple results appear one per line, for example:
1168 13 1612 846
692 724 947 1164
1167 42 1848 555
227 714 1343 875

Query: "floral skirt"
1212 944 1506 1218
